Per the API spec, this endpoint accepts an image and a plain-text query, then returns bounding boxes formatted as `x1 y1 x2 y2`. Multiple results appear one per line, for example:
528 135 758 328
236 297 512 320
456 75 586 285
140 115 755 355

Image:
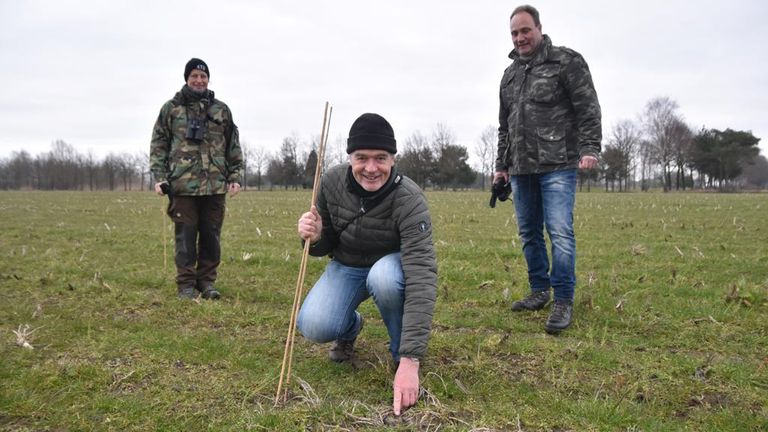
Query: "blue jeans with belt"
510 169 577 302
296 252 405 360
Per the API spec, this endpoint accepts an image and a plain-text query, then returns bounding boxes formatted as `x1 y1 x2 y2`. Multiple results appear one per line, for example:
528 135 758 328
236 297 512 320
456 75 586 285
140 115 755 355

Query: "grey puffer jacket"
309 163 437 359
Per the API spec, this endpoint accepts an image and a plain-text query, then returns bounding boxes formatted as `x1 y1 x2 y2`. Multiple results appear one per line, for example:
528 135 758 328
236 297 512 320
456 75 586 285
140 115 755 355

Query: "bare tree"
240 140 251 190
609 119 641 191
85 150 98 191
398 131 434 189
102 153 121 191
642 97 683 192
668 119 694 190
325 134 347 168
474 125 496 191
432 123 455 150
249 144 266 190
133 151 150 191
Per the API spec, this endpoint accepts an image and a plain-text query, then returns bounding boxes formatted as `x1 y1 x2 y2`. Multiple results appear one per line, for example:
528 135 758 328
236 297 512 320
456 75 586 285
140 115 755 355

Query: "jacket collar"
508 34 552 66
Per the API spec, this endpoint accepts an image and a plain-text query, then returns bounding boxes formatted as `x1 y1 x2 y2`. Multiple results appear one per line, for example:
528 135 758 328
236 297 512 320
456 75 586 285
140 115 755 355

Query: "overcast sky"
1 0 767 164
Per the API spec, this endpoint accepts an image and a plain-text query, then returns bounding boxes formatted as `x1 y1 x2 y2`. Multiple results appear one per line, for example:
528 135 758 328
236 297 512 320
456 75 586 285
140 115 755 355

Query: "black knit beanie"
346 113 397 154
184 58 209 81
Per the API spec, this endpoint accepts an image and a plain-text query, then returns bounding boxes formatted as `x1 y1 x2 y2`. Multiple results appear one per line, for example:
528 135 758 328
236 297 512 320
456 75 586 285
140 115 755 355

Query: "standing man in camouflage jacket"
150 58 243 300
494 5 601 333
296 113 437 415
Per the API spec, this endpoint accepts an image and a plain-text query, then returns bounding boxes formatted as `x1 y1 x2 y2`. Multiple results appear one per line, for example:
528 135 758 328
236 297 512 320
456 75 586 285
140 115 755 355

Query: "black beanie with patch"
346 113 397 154
184 58 209 81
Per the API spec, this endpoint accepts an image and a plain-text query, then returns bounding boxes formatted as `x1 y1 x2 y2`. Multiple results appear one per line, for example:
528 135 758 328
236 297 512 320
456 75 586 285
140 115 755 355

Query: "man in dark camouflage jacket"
297 113 437 416
494 5 601 333
150 58 243 300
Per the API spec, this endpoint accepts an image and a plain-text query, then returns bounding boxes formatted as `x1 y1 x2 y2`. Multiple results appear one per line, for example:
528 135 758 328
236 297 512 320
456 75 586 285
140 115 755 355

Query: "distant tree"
85 150 98 191
266 155 282 190
279 136 302 190
249 144 266 190
578 166 599 192
240 140 252 190
325 134 347 168
642 97 683 192
608 119 640 190
4 150 34 189
601 146 625 191
428 123 474 190
102 153 121 191
433 144 475 190
397 131 434 189
474 125 496 191
739 154 768 189
668 118 694 190
691 128 760 190
115 153 136 191
303 147 318 189
132 152 149 191
636 138 655 191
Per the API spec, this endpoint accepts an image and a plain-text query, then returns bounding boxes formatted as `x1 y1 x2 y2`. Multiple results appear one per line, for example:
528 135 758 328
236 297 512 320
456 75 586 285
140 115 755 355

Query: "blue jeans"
297 253 405 360
510 169 577 302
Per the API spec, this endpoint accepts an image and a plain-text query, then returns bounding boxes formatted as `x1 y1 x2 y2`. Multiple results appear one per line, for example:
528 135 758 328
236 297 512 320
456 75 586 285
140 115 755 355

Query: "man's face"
510 12 543 56
186 69 209 93
349 149 395 192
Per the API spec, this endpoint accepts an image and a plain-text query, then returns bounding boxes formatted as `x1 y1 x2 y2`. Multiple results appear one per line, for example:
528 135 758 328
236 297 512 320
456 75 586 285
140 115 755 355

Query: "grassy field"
1 189 767 431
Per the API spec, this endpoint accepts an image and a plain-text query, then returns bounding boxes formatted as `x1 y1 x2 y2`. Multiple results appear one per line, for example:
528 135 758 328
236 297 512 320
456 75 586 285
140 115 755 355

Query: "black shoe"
329 316 363 362
511 290 550 311
177 286 197 300
200 286 221 300
545 300 573 334
329 339 356 362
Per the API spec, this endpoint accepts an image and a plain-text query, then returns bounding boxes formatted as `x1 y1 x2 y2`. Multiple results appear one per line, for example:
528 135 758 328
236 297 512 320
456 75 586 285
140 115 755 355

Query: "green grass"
1 190 767 431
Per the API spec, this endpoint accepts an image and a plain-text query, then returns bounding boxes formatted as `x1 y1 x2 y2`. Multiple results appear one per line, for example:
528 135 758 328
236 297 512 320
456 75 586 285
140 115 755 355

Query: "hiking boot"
329 339 356 362
177 286 197 300
200 285 221 300
511 290 550 311
545 300 573 334
329 315 363 362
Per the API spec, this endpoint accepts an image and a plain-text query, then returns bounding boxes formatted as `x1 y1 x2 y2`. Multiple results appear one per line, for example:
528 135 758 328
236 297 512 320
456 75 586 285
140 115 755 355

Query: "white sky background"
1 0 767 165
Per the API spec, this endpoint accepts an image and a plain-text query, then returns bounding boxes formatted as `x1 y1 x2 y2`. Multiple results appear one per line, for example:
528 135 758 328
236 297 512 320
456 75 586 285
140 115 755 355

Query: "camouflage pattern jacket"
150 86 243 196
496 35 602 175
309 164 437 359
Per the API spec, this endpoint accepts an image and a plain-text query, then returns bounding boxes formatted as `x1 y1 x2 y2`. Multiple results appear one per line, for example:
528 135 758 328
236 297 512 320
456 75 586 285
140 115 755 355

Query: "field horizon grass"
1 189 767 431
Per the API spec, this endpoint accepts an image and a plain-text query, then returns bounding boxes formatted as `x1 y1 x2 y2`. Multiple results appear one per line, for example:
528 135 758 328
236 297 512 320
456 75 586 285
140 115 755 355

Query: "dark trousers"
168 194 226 291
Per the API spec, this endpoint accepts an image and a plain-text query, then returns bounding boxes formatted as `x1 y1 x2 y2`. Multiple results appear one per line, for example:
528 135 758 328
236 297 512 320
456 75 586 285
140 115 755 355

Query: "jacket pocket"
206 118 227 152
501 70 518 109
169 150 199 179
536 126 567 165
528 65 561 104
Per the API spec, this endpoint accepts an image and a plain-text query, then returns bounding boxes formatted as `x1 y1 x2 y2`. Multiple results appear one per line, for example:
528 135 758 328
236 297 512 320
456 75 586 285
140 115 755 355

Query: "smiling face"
510 11 543 56
186 69 209 93
349 149 395 192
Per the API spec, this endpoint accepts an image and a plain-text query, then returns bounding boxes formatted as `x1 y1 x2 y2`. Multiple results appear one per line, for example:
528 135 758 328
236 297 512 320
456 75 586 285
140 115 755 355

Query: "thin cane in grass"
275 102 332 405
162 200 167 272
159 182 173 273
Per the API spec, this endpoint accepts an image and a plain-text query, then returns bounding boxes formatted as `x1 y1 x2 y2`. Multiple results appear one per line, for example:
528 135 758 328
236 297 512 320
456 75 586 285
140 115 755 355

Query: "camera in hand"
489 178 511 208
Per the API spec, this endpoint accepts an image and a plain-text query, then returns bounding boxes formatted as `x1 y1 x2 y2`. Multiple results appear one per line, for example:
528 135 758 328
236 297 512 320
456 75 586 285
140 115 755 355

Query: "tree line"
595 96 766 192
1 96 765 191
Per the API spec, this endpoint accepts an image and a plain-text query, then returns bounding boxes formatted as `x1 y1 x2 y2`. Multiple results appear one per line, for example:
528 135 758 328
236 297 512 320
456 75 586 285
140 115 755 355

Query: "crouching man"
296 113 437 415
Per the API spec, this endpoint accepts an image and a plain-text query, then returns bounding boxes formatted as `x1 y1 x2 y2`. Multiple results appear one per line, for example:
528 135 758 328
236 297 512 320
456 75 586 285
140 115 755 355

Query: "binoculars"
185 117 206 141
489 179 511 208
